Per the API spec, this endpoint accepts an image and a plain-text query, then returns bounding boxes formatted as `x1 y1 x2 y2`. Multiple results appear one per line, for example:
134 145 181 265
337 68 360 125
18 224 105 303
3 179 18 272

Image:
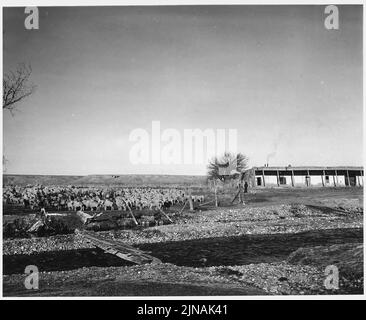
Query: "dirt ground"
2 187 364 296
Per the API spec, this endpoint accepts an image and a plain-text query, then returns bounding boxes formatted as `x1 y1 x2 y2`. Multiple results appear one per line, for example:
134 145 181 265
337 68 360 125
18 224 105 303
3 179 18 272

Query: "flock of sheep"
3 185 205 212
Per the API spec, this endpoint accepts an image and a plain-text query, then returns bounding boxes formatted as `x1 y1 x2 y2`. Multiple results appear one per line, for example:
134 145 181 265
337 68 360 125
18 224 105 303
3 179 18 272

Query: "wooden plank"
158 208 173 223
76 211 94 224
231 190 240 204
122 200 138 225
77 230 161 264
178 200 187 214
198 200 215 207
27 220 44 233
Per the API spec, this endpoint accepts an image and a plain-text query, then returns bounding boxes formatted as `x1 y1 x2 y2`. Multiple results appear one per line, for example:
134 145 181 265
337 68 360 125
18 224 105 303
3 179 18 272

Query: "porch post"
362 171 364 186
358 170 362 187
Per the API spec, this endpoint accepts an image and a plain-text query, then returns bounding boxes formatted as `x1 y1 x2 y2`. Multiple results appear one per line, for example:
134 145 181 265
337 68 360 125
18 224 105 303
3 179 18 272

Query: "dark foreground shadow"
3 280 266 297
3 227 362 275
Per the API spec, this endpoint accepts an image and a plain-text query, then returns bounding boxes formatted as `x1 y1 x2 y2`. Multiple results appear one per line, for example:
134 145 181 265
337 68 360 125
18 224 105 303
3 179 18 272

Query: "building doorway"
279 177 287 185
348 176 356 186
325 175 330 185
305 176 311 187
256 177 262 186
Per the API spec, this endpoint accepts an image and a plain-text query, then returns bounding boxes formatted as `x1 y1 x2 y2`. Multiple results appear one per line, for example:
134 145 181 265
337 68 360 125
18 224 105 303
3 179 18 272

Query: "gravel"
3 203 363 296
3 204 362 255
4 261 357 296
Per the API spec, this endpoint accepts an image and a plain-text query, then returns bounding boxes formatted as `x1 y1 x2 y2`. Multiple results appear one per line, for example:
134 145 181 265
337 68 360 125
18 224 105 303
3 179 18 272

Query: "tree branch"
3 63 36 111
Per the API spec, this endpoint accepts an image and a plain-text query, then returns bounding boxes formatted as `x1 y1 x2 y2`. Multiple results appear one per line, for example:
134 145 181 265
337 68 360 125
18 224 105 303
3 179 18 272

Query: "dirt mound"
287 243 363 293
287 243 363 275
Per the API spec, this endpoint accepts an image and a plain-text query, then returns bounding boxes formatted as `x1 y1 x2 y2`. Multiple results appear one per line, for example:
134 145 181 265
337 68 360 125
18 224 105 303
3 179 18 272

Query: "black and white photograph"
1 1 364 300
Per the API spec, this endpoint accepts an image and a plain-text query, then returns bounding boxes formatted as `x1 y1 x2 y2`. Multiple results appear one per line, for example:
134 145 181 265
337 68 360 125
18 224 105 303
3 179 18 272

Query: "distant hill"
3 174 207 187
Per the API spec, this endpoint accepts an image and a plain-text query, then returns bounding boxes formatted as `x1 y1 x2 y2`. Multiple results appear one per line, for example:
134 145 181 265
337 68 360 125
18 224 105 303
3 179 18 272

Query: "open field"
3 174 207 187
3 186 364 296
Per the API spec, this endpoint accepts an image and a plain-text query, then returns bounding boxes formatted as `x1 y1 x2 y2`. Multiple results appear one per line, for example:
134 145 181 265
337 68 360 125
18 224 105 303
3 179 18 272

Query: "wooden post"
126 204 138 226
198 200 215 207
178 200 187 214
291 170 295 187
346 170 350 187
262 170 266 187
321 170 325 187
238 183 242 203
158 208 173 223
231 190 240 204
120 199 138 225
357 170 361 187
188 189 194 211
335 170 339 186
307 170 310 187
361 171 364 186
333 174 336 187
358 170 362 187
276 170 280 187
213 180 218 207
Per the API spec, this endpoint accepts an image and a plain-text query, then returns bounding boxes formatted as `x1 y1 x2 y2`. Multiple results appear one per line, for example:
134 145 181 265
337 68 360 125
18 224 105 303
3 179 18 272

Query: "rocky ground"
3 248 362 296
3 204 362 255
2 188 364 296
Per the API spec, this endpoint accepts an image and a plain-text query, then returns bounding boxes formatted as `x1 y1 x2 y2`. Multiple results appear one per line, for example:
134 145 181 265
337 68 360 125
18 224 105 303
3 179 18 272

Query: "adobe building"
250 166 364 187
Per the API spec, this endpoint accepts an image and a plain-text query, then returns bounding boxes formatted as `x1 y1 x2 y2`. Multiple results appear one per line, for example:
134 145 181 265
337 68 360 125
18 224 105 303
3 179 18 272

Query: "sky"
2 5 363 175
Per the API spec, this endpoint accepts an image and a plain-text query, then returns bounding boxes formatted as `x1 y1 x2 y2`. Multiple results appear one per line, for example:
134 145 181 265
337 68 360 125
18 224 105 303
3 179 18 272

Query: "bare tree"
3 63 36 113
3 63 36 171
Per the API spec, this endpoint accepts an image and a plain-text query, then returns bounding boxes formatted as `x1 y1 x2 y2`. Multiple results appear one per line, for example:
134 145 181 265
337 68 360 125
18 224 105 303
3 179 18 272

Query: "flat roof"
253 166 363 171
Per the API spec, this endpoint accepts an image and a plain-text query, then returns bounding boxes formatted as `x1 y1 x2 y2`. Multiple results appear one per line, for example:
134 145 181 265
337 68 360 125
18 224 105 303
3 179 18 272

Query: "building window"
279 177 286 185
325 176 330 184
